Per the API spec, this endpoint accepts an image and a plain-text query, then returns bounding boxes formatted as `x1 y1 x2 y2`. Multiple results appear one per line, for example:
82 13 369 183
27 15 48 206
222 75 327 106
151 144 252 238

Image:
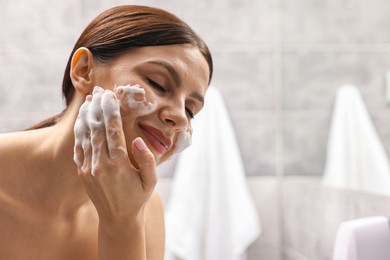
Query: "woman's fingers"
75 87 128 177
74 87 158 194
73 118 85 168
88 87 108 175
101 90 128 160
132 137 157 193
73 87 158 221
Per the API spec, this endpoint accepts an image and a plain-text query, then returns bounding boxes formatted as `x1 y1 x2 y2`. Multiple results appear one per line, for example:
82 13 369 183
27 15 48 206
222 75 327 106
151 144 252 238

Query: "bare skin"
0 44 209 259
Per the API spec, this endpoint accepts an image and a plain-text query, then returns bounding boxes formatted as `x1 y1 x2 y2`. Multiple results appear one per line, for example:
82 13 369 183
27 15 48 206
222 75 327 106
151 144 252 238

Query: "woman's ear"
70 47 95 94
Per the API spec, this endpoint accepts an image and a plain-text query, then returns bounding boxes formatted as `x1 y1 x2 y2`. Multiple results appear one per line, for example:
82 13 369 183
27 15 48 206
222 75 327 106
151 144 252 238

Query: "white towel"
322 85 390 195
332 216 390 260
164 87 261 260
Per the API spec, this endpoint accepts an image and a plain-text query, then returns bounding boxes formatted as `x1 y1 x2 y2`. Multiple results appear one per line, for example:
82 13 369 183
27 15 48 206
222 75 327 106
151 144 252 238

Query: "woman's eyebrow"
146 60 181 87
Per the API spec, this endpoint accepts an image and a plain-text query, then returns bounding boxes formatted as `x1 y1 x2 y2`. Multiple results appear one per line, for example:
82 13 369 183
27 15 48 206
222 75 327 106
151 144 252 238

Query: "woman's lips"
138 123 171 154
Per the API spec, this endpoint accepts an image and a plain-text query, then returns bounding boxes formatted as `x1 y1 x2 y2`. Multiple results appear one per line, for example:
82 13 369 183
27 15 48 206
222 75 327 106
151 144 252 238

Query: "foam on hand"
73 95 91 168
74 86 112 173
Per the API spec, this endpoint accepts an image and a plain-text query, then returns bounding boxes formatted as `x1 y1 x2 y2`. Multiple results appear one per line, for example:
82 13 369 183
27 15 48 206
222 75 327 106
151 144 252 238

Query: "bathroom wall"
2 0 390 177
157 177 390 260
2 1 390 260
281 177 390 260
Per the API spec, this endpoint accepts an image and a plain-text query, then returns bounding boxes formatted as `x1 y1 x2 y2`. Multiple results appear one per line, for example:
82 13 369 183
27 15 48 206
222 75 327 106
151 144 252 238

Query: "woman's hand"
73 86 159 259
73 86 157 225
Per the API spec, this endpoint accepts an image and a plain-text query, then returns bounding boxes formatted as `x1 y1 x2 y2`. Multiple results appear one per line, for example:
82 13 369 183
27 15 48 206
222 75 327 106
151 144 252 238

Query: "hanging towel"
332 216 390 260
322 85 390 195
164 87 261 260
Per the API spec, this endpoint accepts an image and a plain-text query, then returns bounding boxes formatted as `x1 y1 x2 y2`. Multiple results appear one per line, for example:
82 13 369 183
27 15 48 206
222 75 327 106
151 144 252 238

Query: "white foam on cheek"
173 127 192 154
115 84 157 115
113 84 193 154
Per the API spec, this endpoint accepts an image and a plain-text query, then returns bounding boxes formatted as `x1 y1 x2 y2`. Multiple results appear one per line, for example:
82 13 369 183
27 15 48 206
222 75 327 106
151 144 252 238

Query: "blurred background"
2 0 390 259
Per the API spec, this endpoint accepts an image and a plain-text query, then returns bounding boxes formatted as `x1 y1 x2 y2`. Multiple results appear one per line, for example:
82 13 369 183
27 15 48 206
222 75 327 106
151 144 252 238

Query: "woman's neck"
24 94 91 221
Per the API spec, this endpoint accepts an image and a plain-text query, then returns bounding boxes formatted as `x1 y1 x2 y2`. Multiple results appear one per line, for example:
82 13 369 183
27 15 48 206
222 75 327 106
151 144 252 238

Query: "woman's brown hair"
27 5 213 130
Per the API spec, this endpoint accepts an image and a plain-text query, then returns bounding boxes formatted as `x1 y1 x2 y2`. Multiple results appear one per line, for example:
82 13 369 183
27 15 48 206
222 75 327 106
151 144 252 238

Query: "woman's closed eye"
186 108 194 119
147 78 195 119
147 78 166 92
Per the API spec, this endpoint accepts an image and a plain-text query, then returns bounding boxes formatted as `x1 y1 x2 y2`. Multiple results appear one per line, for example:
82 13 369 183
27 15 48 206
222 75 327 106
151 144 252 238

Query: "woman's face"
90 44 210 165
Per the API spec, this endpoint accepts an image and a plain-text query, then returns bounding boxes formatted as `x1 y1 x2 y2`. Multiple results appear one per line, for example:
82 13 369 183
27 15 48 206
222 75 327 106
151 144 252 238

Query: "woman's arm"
97 193 165 260
74 87 163 259
98 192 165 260
97 211 147 260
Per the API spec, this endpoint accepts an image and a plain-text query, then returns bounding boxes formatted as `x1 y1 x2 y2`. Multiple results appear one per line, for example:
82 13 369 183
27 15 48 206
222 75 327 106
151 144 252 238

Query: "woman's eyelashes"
186 108 194 119
147 78 166 92
146 77 195 119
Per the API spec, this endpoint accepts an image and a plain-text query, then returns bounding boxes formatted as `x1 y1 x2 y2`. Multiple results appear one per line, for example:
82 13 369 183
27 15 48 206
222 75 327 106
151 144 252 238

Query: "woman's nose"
159 102 187 130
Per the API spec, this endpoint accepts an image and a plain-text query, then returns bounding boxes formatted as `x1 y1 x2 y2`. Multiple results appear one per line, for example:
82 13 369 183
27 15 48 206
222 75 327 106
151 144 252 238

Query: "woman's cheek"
111 83 192 164
112 83 162 163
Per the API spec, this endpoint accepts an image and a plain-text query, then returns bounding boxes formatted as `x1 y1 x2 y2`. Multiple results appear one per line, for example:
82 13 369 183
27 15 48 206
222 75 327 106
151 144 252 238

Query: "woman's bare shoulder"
0 131 29 166
0 131 34 192
0 131 28 148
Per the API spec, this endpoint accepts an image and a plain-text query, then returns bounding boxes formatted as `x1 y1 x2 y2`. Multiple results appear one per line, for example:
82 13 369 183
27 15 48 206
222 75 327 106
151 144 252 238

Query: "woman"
0 5 212 260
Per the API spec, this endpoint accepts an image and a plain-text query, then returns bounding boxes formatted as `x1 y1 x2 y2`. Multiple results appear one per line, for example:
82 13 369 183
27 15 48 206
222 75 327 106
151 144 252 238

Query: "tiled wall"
3 1 390 259
2 0 390 177
281 177 390 260
158 176 390 260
